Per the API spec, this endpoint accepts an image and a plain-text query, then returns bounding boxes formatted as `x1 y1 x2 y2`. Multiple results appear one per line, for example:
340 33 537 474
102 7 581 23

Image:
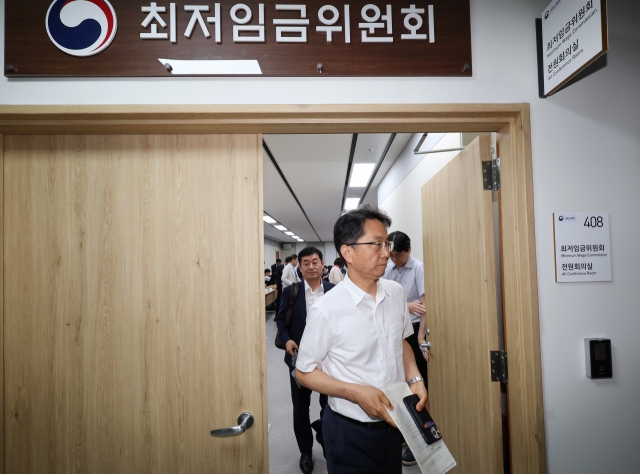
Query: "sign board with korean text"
4 0 472 77
553 212 611 283
540 0 608 96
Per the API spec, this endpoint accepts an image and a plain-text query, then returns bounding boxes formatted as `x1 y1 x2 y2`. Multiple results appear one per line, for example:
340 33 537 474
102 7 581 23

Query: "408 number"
584 216 604 228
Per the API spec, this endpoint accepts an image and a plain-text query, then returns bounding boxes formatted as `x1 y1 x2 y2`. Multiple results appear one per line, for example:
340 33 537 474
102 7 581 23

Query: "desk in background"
265 285 277 308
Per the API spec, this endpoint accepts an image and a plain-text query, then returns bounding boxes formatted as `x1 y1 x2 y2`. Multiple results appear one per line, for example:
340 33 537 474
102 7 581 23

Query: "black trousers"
406 322 429 390
289 365 328 454
323 406 402 474
275 282 283 313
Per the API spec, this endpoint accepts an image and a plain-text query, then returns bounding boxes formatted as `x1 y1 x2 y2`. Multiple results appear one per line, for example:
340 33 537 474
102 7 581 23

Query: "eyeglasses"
347 240 394 252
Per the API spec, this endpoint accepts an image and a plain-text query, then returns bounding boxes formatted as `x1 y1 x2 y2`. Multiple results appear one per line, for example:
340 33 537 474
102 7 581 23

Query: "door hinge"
490 350 508 383
482 158 501 191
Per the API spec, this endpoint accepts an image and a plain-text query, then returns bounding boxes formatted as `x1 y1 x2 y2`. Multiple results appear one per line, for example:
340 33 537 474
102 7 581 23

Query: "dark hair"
290 254 298 261
298 246 323 262
334 205 392 265
284 256 292 264
334 257 344 267
388 231 411 253
264 269 271 274
276 258 282 263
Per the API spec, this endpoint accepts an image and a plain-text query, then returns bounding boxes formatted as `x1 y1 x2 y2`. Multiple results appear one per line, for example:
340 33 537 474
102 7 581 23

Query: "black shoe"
299 452 314 474
402 448 417 466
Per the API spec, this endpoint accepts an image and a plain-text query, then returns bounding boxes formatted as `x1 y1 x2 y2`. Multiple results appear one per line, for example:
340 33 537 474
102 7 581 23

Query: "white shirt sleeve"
296 307 333 373
416 261 425 298
402 291 414 338
282 266 293 286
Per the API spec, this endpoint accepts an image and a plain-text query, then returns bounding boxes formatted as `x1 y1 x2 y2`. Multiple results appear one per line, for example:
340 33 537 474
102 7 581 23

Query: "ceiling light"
349 163 376 187
274 225 288 231
296 239 304 242
292 235 300 239
284 231 295 236
344 198 360 210
263 215 277 224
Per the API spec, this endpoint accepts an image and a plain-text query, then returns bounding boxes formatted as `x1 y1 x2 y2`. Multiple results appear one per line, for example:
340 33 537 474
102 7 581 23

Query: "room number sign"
553 212 611 283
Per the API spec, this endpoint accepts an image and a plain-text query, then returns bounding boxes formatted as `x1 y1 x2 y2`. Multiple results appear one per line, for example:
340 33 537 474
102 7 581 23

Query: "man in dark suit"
275 247 335 474
271 258 284 312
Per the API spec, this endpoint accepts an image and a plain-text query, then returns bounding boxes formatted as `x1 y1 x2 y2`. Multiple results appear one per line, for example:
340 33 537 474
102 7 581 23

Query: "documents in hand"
383 382 456 474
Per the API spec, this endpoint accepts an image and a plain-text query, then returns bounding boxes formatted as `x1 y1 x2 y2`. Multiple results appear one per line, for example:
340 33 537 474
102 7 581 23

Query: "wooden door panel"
422 135 503 473
4 135 266 473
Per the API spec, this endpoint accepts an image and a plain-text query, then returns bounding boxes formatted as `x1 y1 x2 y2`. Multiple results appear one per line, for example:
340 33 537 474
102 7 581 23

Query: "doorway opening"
262 131 510 474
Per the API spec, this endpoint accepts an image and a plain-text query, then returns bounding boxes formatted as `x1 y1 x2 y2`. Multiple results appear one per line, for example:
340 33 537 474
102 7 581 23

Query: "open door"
422 135 504 473
3 135 267 473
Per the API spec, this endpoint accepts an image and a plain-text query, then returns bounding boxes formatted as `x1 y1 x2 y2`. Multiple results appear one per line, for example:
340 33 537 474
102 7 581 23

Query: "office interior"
1 0 639 473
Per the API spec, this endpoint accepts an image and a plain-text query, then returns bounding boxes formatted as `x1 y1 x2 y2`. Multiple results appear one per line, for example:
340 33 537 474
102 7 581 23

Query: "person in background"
275 247 335 474
296 206 428 474
271 258 284 311
321 265 330 281
328 258 345 284
282 254 301 288
265 268 272 287
383 230 428 467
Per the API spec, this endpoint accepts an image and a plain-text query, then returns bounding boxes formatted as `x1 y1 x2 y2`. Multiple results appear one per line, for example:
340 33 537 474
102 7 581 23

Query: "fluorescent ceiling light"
292 235 300 239
349 163 376 187
263 215 277 224
296 239 304 242
284 231 295 236
344 198 360 210
274 225 288 231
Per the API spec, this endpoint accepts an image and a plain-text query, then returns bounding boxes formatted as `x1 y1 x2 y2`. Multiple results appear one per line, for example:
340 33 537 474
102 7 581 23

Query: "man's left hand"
410 381 429 412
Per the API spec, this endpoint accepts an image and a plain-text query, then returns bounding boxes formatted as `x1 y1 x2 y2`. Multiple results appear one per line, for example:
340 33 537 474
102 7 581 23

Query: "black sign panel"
5 0 472 76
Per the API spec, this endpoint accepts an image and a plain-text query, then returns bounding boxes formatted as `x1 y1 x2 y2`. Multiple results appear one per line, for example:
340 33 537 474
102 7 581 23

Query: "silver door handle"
210 412 254 438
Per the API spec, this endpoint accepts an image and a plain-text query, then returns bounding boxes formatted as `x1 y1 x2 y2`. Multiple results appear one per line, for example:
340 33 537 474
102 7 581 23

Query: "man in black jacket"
275 247 335 474
271 258 284 312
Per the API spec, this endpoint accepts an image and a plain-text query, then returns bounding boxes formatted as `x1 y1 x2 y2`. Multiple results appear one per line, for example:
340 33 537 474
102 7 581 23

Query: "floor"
266 310 421 474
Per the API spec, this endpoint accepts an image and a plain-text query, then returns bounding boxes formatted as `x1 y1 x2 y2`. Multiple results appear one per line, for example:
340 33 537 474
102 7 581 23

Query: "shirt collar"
392 255 414 270
343 275 389 306
304 280 324 293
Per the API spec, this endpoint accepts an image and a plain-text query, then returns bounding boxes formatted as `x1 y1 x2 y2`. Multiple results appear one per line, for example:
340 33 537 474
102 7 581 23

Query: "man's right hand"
353 385 397 427
285 340 299 356
407 301 426 316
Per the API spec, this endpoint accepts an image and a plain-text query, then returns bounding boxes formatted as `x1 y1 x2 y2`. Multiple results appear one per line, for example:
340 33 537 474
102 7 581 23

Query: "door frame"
0 104 545 474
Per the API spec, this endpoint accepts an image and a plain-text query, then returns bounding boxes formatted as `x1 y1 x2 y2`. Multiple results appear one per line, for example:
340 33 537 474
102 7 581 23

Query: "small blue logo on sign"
559 216 564 221
46 0 118 57
544 11 550 19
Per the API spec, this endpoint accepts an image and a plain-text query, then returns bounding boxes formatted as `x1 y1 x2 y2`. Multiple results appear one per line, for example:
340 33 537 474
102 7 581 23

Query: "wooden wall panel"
3 134 265 474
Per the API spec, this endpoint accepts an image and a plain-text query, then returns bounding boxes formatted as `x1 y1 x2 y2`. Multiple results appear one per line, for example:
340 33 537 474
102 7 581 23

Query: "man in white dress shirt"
282 254 301 287
296 206 428 474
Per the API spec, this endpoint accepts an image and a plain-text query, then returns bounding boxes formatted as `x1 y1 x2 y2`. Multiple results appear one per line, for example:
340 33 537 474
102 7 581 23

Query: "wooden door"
3 135 267 473
422 135 504 473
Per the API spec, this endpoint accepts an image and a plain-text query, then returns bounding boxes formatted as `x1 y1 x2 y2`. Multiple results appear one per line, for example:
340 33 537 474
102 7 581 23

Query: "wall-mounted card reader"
585 339 612 379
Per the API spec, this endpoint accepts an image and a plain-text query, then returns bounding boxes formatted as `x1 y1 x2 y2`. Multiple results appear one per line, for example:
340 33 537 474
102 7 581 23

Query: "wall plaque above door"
4 0 472 77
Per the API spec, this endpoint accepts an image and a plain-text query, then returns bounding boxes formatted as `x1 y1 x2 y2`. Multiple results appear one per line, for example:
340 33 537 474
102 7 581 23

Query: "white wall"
294 241 337 266
379 133 462 261
263 237 280 270
323 242 338 266
2 0 639 471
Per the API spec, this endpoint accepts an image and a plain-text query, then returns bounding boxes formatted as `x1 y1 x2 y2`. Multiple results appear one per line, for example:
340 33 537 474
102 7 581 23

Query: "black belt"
332 409 397 432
